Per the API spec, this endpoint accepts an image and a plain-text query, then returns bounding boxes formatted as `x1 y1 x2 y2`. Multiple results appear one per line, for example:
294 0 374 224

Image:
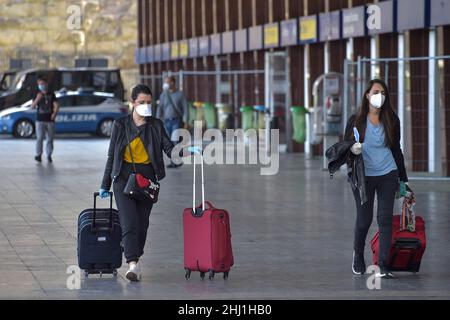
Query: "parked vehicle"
0 71 17 93
0 89 129 138
0 67 125 111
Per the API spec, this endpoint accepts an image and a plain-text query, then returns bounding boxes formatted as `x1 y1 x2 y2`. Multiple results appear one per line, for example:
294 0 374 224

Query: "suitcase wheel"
185 268 191 280
83 269 117 278
223 272 229 280
200 272 206 280
208 270 215 280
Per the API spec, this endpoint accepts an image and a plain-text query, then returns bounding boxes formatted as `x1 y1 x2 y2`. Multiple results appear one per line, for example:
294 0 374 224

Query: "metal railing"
139 69 266 129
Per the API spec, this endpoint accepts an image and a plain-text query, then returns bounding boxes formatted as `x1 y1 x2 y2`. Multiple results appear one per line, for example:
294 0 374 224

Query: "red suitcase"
371 195 426 272
183 152 234 280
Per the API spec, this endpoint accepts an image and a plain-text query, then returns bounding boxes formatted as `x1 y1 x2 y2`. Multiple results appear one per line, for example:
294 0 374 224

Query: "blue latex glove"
188 146 202 155
353 127 360 143
99 189 110 198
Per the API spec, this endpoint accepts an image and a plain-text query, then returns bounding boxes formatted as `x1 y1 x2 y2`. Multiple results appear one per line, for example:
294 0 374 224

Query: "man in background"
31 76 59 163
157 76 188 168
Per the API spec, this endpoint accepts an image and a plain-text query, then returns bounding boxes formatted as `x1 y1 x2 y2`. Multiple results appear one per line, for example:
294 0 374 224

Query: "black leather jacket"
325 140 368 205
101 114 174 190
325 140 354 178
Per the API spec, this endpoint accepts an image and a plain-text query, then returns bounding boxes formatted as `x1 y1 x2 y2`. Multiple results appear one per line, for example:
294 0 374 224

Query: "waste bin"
188 102 196 127
254 105 265 130
193 101 205 125
216 103 233 131
290 106 307 143
239 106 254 131
203 102 217 129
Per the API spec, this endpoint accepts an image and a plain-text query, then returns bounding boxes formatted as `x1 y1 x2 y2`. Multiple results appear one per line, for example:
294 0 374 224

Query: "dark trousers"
352 170 399 272
113 162 155 263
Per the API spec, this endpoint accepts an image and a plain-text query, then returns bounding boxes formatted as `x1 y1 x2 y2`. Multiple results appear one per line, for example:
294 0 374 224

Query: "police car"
0 89 129 138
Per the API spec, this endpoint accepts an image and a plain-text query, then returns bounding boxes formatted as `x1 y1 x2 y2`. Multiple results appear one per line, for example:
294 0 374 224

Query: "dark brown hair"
354 79 396 148
131 84 152 101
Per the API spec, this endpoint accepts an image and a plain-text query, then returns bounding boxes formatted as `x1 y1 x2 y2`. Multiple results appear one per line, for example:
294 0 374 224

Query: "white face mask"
135 104 152 117
162 83 170 91
369 93 386 109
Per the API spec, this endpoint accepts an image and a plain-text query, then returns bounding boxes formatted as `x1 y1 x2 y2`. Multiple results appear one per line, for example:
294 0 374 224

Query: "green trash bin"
216 103 233 130
254 105 265 130
193 101 205 124
203 102 217 129
188 102 196 127
240 106 254 131
290 106 307 143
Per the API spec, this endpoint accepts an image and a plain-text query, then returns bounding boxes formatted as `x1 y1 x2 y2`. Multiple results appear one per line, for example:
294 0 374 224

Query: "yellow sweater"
124 137 150 164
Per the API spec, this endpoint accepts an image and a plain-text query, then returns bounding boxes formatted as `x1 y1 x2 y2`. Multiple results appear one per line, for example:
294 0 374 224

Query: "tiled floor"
0 135 449 299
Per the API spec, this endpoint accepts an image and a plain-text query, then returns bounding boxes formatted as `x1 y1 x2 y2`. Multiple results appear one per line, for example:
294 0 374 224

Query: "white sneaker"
125 262 141 282
375 271 394 279
136 262 142 280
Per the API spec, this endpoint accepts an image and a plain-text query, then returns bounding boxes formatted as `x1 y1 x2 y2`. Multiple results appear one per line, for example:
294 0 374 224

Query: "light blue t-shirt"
362 119 398 176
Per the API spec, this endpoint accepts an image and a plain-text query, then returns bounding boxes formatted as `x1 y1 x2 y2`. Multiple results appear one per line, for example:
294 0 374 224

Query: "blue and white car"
0 89 129 138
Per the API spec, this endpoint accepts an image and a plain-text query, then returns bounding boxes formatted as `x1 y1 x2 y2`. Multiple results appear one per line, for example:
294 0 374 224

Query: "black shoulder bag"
123 120 160 203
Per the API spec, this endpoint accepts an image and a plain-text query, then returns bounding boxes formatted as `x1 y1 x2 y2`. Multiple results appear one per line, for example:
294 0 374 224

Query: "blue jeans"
164 118 182 143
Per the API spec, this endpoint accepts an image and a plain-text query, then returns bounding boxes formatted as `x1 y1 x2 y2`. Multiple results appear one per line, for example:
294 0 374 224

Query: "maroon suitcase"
183 152 234 280
371 195 426 272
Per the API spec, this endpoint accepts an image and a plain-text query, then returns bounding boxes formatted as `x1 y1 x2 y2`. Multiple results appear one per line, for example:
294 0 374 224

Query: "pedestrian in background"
157 76 188 168
31 76 59 163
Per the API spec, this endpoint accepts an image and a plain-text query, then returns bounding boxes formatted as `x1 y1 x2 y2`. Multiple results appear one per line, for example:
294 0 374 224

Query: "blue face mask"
38 84 46 92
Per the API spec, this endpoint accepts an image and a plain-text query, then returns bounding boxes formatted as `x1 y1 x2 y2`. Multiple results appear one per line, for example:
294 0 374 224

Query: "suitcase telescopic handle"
196 200 215 210
192 151 205 215
93 191 114 231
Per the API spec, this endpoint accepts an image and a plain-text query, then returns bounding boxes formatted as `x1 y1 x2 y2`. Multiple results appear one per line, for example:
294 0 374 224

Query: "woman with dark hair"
344 79 409 278
99 84 175 282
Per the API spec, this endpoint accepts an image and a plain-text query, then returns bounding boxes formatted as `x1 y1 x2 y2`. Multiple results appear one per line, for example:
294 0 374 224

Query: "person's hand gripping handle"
188 146 203 155
351 127 363 155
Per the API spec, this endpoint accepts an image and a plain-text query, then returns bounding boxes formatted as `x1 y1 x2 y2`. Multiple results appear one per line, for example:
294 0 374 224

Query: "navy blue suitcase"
77 192 122 278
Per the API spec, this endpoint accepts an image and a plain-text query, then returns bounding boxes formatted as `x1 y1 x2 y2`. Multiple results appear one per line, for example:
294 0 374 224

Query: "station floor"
0 135 449 300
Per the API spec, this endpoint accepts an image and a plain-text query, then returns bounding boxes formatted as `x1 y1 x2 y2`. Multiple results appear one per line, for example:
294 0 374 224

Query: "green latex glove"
396 182 413 199
399 182 407 197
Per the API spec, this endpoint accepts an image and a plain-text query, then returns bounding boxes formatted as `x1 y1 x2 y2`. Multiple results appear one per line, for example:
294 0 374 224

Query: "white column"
322 42 330 168
370 36 378 79
304 44 311 157
286 51 293 153
324 41 330 74
264 52 271 155
346 38 354 61
344 39 354 135
398 34 405 150
428 28 438 173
